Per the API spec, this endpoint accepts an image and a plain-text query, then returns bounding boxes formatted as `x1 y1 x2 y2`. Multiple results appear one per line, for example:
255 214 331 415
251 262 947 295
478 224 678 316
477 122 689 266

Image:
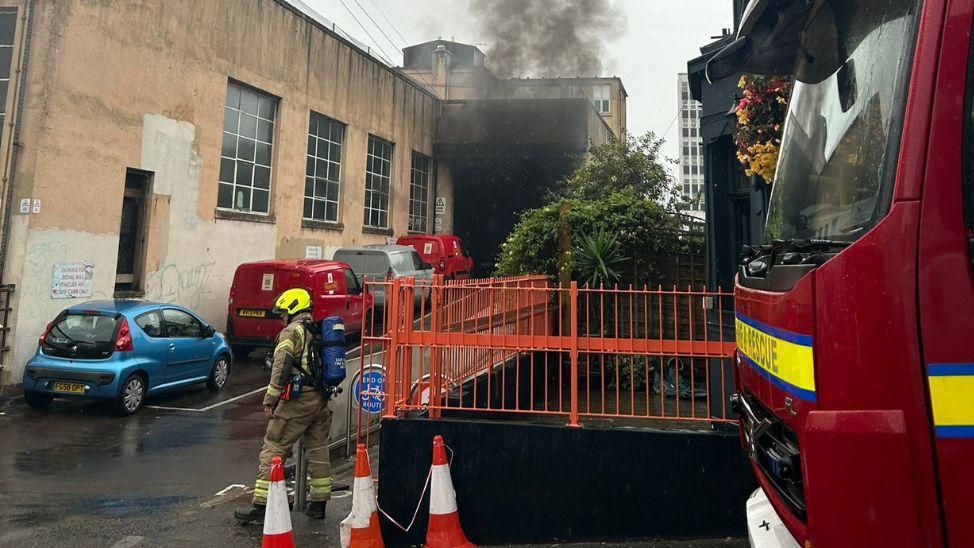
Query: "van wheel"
115 374 146 416
207 355 231 391
231 345 251 359
24 391 53 409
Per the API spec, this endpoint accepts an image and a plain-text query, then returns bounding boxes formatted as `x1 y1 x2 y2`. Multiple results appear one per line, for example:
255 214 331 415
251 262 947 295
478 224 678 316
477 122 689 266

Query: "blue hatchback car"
22 300 232 415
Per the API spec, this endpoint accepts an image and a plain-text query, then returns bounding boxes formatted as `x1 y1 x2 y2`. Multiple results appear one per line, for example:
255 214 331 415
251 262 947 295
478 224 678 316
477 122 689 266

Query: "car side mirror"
203 325 216 338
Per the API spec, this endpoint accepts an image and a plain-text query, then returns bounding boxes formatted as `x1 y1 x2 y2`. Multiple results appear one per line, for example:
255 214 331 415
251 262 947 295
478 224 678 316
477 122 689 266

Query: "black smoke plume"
471 0 626 78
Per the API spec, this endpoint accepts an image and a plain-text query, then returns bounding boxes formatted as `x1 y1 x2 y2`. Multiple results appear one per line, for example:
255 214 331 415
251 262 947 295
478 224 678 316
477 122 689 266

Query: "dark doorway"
115 169 152 295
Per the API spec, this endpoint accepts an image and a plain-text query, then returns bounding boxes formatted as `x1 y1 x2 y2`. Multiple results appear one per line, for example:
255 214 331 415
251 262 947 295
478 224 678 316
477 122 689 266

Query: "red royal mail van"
396 235 473 280
226 259 370 356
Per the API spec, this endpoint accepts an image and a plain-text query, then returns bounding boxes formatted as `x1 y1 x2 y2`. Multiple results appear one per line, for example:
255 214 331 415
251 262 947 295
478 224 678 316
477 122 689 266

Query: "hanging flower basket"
733 75 793 185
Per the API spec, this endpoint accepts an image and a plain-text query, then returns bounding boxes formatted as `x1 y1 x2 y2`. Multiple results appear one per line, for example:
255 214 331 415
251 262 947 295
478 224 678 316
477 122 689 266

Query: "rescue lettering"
734 312 816 402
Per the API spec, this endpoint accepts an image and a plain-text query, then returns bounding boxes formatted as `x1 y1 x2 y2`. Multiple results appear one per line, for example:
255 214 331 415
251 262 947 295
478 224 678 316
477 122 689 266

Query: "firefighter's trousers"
253 389 333 504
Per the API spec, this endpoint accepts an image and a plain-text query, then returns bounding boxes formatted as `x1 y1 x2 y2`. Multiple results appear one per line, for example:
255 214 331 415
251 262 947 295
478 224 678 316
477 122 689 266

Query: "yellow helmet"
274 288 312 316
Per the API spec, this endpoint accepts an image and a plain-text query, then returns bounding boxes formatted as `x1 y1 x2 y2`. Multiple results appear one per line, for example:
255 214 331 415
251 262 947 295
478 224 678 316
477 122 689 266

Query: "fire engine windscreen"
765 0 918 243
320 316 346 387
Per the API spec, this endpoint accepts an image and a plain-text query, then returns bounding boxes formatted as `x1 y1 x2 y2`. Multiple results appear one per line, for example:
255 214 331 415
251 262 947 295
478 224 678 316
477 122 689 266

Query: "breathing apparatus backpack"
303 316 347 395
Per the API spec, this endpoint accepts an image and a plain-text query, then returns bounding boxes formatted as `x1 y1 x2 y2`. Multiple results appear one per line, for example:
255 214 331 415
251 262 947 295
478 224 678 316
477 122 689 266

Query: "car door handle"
169 343 176 351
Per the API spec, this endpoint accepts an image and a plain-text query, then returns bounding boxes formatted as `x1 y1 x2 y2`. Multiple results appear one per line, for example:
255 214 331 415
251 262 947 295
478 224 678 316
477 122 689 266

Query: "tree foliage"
495 132 690 286
558 132 673 202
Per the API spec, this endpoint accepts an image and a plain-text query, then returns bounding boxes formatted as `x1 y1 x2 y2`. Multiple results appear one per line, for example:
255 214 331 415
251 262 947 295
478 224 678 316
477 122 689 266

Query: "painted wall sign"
305 245 322 259
51 262 94 299
261 273 275 291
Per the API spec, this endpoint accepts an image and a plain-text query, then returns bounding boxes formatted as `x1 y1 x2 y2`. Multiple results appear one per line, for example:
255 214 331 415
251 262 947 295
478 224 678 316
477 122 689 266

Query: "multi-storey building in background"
677 73 705 219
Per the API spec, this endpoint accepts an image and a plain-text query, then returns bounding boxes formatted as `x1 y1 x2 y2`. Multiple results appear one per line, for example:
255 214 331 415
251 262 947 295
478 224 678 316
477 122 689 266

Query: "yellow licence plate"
53 381 85 394
238 309 267 318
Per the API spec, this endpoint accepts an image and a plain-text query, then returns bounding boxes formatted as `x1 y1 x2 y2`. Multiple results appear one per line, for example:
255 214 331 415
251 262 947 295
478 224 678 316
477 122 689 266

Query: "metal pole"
345 386 353 459
294 438 307 512
568 281 580 428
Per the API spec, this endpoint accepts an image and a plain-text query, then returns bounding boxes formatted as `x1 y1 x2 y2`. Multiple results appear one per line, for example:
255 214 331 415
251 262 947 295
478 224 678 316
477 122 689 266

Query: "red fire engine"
709 0 974 546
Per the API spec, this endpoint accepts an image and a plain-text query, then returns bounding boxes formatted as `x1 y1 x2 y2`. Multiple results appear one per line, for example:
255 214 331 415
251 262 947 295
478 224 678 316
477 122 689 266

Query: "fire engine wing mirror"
705 0 811 84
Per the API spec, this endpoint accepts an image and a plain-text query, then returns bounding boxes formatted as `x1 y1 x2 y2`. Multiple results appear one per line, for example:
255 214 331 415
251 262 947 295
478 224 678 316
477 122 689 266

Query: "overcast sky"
302 0 734 170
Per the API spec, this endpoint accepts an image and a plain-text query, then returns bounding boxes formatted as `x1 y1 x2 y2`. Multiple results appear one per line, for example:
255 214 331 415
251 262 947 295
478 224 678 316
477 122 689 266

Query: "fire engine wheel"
207 355 231 392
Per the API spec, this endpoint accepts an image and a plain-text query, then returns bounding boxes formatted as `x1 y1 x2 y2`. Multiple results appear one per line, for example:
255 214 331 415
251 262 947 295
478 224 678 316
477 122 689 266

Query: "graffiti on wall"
144 261 216 309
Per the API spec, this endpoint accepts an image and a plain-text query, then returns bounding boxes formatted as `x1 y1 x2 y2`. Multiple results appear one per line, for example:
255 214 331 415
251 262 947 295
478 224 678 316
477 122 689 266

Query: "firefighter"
234 288 333 523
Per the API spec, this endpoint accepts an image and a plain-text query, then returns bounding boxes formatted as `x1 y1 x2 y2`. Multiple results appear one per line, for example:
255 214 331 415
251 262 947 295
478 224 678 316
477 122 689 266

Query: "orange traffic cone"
341 443 384 548
425 435 475 548
262 455 295 548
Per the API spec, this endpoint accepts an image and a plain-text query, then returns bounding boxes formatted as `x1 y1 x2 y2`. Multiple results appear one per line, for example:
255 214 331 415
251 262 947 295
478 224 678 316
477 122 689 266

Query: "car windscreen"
765 0 918 243
43 312 118 359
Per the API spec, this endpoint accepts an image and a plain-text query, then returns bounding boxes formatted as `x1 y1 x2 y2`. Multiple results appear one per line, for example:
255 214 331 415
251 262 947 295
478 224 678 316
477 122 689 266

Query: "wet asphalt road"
0 349 746 548
0 356 356 547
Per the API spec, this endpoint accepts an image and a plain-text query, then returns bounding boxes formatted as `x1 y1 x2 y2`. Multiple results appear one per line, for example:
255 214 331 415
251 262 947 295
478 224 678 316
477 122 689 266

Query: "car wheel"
115 374 146 416
207 355 231 391
24 390 53 409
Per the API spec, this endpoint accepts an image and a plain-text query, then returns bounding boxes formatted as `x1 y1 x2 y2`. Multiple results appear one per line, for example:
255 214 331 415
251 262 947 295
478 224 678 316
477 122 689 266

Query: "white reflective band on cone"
429 463 458 515
340 474 378 548
264 475 293 536
746 488 800 548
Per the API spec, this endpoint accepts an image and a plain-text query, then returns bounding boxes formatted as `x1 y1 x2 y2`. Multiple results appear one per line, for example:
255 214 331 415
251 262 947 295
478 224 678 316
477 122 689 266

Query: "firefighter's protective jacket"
262 311 313 407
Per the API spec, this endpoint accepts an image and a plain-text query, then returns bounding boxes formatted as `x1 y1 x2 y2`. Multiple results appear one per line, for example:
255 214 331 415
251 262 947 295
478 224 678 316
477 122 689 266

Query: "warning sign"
51 262 94 299
434 197 446 215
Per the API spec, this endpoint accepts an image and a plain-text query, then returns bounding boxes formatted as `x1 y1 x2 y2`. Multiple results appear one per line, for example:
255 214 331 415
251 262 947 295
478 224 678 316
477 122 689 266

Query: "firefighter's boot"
305 500 326 519
233 503 266 524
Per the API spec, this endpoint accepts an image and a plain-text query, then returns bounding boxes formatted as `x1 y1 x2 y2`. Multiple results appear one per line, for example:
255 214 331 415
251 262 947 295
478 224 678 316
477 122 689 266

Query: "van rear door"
229 264 286 345
309 267 346 322
342 266 364 332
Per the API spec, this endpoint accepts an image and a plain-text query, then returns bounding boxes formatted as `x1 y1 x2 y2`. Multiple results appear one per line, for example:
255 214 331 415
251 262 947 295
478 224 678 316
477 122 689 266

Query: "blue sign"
353 367 386 414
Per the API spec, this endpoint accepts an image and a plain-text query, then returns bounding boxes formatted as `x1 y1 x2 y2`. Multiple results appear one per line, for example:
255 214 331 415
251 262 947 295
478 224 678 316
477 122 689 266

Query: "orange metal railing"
358 275 736 429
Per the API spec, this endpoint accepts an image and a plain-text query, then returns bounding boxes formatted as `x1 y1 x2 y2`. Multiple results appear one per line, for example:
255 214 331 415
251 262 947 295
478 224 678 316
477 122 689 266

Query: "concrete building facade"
677 73 705 218
399 39 624 274
0 0 454 385
400 40 627 139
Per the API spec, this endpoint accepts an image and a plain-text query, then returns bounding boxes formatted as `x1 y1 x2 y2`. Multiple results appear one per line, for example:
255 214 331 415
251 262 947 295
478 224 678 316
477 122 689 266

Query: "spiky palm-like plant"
574 229 628 288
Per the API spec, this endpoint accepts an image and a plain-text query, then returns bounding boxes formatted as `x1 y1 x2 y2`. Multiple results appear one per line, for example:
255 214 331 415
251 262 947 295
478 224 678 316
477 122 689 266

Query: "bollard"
294 438 308 512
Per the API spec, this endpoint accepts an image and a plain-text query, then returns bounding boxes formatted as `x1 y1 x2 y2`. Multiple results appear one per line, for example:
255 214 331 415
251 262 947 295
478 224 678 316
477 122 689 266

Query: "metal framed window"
409 152 431 233
219 81 276 214
592 84 610 113
364 136 393 229
0 9 16 147
304 112 344 223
